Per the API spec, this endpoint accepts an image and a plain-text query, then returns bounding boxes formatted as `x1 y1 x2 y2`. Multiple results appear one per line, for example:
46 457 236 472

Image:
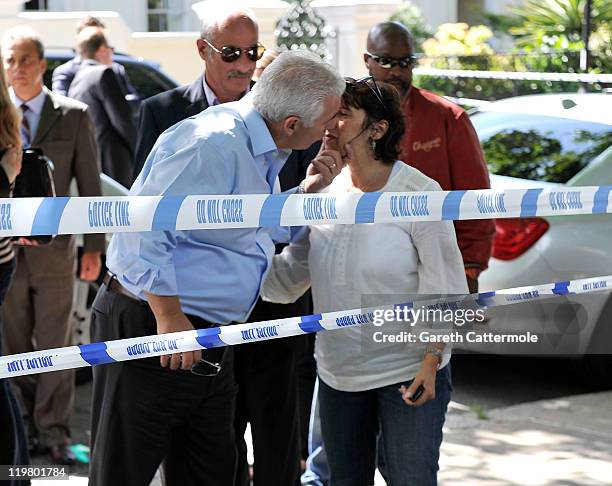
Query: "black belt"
102 271 142 302
102 271 227 376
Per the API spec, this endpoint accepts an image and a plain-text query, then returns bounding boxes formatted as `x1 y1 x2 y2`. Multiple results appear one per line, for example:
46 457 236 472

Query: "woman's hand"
399 354 440 407
0 147 22 183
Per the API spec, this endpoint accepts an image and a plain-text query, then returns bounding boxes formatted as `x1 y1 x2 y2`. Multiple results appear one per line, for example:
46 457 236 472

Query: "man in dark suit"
131 7 314 485
1 26 104 464
131 7 258 181
52 15 136 98
68 27 136 189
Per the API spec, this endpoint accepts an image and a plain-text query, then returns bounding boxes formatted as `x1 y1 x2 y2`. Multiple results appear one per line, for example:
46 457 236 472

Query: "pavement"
31 383 612 485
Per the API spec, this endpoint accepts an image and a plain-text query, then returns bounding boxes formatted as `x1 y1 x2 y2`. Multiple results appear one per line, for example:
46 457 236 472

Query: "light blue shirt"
10 87 46 146
106 98 291 324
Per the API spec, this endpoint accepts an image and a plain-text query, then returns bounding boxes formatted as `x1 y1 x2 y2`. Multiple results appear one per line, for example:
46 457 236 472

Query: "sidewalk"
438 391 612 485
32 389 612 485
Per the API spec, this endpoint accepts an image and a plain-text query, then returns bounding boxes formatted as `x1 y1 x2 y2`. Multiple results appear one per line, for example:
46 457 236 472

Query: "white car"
467 93 612 386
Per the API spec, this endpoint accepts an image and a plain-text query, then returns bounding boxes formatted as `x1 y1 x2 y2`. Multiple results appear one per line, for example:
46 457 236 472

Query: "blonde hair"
0 47 22 150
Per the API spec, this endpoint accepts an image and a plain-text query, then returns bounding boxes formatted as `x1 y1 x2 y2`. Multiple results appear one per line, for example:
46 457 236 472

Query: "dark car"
44 49 179 108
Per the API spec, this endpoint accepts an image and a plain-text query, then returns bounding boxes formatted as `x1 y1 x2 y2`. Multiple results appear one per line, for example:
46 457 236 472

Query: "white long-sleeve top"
262 161 468 392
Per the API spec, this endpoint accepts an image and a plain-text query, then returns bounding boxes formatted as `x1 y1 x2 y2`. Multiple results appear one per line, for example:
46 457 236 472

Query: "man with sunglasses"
364 21 495 293
131 6 262 182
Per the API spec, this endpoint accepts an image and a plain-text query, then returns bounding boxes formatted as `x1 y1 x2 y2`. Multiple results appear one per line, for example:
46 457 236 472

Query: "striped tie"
21 104 31 146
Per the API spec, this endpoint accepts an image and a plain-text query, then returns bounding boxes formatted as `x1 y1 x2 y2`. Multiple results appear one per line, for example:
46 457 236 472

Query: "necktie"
21 104 31 146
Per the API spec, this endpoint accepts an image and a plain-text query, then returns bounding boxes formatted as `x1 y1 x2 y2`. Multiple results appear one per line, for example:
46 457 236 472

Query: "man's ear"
282 116 300 136
196 39 207 61
363 53 370 69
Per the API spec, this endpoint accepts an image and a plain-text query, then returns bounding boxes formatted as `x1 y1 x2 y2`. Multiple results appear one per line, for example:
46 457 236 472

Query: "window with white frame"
148 0 170 32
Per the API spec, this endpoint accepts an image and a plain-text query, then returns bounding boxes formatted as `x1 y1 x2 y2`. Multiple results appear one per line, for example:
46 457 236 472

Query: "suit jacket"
132 74 209 181
52 56 136 98
68 60 136 188
22 87 105 273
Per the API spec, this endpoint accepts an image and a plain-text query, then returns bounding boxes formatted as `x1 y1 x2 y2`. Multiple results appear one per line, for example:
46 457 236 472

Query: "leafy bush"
389 3 432 52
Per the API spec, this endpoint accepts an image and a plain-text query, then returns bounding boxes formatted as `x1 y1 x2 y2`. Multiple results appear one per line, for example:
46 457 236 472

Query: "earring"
370 138 377 153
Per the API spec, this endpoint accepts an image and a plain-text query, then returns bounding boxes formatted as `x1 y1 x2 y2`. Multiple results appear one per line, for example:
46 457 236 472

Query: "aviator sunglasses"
203 38 266 63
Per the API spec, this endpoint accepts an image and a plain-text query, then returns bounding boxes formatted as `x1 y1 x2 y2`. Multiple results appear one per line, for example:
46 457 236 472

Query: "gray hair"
252 50 345 127
197 3 258 42
1 25 45 60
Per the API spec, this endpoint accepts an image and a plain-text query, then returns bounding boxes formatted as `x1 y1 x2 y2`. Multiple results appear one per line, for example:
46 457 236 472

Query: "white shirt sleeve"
413 218 469 296
261 227 312 304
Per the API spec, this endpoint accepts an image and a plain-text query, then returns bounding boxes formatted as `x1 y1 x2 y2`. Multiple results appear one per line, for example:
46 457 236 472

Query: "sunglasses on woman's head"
203 39 266 63
365 52 417 70
345 76 387 115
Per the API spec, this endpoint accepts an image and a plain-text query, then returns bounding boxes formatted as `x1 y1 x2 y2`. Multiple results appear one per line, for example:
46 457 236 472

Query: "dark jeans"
89 285 238 486
0 258 30 486
319 366 452 486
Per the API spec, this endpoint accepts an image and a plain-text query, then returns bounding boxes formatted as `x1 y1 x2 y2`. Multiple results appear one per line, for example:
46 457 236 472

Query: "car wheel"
582 295 612 390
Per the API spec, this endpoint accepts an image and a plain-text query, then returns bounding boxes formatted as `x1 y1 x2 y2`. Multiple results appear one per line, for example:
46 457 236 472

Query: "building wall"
3 0 521 84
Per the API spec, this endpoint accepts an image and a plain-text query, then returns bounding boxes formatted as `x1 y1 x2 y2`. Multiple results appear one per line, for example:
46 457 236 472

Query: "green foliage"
276 0 333 59
389 3 432 52
414 70 607 101
509 0 612 49
419 23 494 70
482 129 612 182
470 404 489 420
480 0 612 72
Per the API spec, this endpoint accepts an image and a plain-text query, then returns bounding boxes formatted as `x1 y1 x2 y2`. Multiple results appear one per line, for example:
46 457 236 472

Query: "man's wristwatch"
424 346 444 368
296 179 306 194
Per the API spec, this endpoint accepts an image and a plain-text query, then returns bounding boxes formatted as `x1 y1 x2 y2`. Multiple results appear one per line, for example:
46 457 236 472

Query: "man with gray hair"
89 49 344 486
131 3 262 181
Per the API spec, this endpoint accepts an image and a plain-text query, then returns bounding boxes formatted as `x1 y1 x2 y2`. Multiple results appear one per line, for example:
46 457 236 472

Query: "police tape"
1 274 610 379
0 186 610 237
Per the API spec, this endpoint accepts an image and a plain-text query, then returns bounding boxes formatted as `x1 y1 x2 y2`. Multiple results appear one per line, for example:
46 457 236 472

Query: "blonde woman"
0 46 28 484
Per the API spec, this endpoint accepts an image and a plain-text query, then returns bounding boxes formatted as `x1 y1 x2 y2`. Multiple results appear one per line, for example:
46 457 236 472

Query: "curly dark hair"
342 77 405 164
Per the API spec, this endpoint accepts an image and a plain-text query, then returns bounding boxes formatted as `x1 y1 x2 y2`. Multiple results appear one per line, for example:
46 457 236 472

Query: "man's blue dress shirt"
106 98 291 324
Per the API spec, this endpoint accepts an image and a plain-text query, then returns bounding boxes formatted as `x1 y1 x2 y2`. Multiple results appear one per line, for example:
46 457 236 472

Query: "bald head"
367 21 413 53
199 5 258 43
365 21 415 98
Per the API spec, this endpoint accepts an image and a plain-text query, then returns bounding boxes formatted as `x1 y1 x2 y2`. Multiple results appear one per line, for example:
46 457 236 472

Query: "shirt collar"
9 87 46 115
202 75 250 107
234 95 285 158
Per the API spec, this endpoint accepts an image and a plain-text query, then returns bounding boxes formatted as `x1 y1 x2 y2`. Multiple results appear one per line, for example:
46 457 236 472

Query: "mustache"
388 77 410 86
228 71 254 79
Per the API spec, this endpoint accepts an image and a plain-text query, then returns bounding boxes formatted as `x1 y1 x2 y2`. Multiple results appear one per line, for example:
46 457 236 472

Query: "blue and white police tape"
1 274 610 379
0 185 610 237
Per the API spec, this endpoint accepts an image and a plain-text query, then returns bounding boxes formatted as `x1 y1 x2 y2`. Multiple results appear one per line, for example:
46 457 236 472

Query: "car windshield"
471 111 612 183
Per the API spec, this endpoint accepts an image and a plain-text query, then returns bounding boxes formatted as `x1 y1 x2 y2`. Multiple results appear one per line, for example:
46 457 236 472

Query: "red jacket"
400 87 495 272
